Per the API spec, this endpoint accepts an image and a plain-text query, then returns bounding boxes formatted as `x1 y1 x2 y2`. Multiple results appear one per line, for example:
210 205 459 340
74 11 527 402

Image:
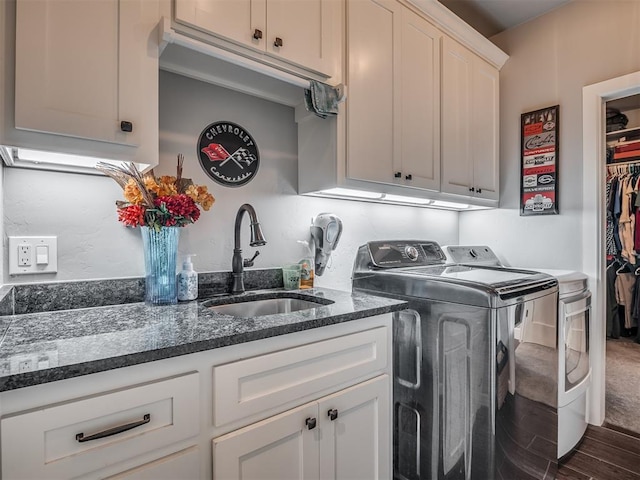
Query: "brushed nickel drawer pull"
75 413 150 443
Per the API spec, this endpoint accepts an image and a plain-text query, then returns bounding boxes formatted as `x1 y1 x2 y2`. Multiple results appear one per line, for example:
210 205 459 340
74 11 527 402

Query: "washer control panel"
444 245 501 266
367 240 446 267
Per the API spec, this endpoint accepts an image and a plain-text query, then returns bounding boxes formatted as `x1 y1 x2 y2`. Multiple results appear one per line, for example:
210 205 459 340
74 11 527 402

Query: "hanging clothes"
606 261 621 338
607 176 619 257
615 271 636 329
618 175 636 264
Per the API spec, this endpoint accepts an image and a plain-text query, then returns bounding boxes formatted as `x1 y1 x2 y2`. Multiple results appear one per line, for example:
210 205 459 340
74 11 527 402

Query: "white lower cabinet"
0 315 392 479
105 447 201 480
212 375 390 480
1 373 200 479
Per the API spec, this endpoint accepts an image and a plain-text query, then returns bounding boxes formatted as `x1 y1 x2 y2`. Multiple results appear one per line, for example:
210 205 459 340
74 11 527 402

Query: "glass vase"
141 226 180 306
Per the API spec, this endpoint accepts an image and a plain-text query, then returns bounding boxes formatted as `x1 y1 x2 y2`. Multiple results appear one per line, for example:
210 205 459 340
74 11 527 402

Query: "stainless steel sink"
203 293 333 318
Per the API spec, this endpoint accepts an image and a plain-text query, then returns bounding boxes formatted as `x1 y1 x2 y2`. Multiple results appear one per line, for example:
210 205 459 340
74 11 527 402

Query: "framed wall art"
520 105 559 215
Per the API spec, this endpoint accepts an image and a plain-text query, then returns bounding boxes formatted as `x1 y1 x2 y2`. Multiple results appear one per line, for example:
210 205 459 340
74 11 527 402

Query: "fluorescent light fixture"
381 193 432 205
319 187 382 199
1 146 150 175
305 187 488 211
431 200 469 209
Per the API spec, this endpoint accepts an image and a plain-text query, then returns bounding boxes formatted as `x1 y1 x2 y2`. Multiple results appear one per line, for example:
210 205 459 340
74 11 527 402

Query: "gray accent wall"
460 0 640 270
2 71 458 291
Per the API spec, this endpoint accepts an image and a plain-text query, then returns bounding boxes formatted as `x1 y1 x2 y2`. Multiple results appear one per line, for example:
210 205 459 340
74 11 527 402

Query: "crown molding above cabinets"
407 0 509 69
0 0 161 170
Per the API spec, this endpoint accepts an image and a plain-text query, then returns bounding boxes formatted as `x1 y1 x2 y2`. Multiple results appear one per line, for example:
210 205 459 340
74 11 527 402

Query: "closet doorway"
583 70 640 430
604 94 640 436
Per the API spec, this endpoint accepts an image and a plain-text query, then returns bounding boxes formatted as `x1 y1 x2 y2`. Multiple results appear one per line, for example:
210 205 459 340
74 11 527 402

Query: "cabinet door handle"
328 409 339 421
305 417 317 430
405 174 412 180
394 172 402 178
120 121 133 133
469 187 475 192
274 37 283 48
253 29 263 40
76 414 150 443
477 188 482 194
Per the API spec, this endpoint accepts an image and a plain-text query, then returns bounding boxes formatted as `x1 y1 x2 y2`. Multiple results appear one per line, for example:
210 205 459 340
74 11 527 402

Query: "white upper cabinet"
346 0 399 185
174 0 336 77
346 0 441 191
397 7 441 191
9 0 160 165
441 36 499 201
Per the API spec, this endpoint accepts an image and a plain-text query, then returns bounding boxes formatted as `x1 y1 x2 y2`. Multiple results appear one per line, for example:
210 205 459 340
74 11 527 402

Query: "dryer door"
561 291 591 395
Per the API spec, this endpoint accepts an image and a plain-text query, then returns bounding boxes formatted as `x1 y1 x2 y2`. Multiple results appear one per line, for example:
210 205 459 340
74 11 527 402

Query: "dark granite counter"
0 286 406 392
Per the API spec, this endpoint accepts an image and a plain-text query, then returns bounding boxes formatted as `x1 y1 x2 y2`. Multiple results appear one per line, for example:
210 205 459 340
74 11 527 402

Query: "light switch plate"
9 236 58 275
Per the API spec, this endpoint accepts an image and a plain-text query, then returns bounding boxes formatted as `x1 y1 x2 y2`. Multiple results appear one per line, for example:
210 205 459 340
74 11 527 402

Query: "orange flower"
185 184 200 202
186 184 215 210
123 179 144 204
143 175 160 195
156 176 178 196
200 192 215 211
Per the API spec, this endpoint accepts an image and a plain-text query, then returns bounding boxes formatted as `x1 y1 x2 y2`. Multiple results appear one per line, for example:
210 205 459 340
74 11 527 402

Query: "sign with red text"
521 106 559 215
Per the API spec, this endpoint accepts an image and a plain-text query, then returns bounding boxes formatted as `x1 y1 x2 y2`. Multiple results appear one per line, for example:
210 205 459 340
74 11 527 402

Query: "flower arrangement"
97 154 215 231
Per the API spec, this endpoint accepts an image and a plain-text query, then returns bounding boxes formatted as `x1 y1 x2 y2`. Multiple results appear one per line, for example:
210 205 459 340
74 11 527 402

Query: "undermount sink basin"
203 293 333 318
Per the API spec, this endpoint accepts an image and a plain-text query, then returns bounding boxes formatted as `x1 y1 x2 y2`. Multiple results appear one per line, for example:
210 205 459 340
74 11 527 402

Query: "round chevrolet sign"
197 122 260 187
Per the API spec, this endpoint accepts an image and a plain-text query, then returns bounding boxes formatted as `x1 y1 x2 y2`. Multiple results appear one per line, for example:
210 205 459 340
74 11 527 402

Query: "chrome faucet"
232 204 267 294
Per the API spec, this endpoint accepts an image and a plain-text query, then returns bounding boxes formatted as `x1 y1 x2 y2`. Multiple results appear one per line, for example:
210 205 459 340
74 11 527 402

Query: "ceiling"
438 0 572 37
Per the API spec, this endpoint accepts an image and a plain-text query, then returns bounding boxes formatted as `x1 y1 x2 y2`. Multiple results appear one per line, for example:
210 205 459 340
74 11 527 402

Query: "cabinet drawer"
1 372 199 479
213 327 388 426
105 446 200 480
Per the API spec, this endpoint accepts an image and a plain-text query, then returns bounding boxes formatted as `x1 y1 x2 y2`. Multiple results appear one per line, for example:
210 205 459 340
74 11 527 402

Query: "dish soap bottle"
178 254 198 301
297 241 314 289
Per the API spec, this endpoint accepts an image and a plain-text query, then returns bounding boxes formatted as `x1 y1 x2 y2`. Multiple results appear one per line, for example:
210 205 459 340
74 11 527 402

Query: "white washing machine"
444 246 591 459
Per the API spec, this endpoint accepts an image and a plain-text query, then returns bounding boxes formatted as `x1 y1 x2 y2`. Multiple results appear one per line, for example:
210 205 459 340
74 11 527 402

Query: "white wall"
2 71 458 290
460 0 640 269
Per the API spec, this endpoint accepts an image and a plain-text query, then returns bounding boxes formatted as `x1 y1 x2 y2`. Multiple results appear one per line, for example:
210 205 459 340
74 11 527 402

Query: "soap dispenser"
178 254 198 301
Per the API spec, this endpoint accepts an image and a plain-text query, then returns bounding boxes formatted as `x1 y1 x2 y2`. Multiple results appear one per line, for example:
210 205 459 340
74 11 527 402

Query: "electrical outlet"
9 236 58 275
18 359 32 373
18 244 31 266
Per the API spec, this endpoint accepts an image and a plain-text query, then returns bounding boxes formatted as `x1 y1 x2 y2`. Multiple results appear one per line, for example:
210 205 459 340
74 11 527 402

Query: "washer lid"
397 264 556 293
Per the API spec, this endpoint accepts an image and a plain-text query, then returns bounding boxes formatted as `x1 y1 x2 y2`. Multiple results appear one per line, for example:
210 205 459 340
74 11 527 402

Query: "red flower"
118 204 146 227
155 194 201 223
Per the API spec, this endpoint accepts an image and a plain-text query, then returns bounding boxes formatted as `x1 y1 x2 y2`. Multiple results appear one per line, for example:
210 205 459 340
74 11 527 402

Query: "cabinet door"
441 36 473 197
15 0 144 147
472 55 499 201
319 375 391 480
346 0 401 184
175 0 266 51
212 402 320 480
441 36 500 200
266 0 332 75
397 8 441 191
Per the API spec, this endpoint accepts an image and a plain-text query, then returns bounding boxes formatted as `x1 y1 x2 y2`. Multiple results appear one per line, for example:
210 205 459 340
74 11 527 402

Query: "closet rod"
607 158 640 169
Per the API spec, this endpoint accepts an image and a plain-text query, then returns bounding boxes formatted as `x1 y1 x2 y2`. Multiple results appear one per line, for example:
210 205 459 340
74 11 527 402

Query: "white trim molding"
582 70 640 426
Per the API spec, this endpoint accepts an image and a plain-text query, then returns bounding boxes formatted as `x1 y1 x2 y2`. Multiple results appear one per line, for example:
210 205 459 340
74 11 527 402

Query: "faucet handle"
243 250 260 268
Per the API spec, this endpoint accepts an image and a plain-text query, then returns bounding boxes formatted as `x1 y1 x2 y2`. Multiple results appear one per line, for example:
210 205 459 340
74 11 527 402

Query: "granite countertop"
0 286 406 392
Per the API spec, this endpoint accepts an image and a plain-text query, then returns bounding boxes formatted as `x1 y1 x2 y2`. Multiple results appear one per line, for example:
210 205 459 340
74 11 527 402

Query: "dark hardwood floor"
558 424 640 479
